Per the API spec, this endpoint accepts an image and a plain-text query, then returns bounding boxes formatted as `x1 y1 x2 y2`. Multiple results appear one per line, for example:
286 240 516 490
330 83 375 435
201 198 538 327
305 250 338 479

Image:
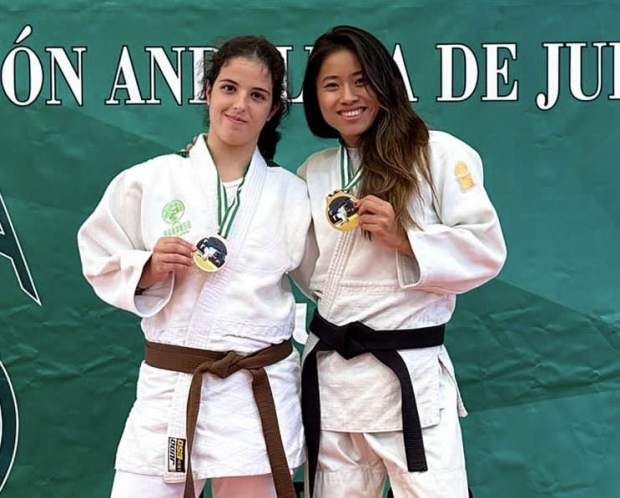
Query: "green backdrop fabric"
1 1 619 497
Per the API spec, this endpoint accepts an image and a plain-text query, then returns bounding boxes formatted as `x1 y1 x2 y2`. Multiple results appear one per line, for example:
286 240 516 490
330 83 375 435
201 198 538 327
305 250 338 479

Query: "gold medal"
325 190 359 232
325 146 362 232
193 235 229 272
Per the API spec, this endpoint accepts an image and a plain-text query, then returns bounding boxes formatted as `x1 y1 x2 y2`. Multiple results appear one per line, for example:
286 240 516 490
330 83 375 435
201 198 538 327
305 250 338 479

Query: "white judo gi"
298 130 507 497
77 135 310 484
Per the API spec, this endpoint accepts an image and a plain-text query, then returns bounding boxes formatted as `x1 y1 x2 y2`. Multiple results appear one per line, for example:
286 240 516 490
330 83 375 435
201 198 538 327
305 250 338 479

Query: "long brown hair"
303 25 432 229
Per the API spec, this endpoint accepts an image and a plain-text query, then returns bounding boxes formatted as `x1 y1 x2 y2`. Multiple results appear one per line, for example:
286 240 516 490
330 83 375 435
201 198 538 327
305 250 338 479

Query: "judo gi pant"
110 471 277 498
310 368 468 498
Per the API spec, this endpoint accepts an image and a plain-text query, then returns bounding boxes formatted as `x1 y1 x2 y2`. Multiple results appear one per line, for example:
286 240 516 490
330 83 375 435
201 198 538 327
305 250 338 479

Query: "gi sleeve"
289 160 318 301
77 166 174 317
289 222 319 302
396 137 507 294
296 158 310 182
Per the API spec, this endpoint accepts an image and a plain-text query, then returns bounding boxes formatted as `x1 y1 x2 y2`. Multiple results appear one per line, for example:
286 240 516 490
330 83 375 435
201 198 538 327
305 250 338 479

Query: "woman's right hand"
138 237 195 290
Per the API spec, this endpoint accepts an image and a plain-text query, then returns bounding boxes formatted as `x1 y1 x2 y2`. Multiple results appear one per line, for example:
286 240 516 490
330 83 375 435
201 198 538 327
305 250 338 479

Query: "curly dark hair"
199 35 289 160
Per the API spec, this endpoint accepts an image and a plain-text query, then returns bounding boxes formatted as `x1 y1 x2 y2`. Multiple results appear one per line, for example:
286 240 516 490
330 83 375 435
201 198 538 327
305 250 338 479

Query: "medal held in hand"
194 164 249 273
325 146 361 232
325 190 359 232
193 234 229 272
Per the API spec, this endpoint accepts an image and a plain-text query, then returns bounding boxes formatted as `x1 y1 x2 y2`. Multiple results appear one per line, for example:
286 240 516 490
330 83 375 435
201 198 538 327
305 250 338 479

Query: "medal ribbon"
340 146 362 193
217 166 249 239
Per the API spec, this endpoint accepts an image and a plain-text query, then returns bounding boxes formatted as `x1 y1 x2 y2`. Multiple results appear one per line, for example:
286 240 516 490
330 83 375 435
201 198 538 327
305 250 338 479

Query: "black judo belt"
301 310 445 497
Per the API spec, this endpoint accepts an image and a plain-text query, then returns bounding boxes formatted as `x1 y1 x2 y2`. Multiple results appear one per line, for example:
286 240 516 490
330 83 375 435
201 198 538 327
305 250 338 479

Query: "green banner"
1 2 619 497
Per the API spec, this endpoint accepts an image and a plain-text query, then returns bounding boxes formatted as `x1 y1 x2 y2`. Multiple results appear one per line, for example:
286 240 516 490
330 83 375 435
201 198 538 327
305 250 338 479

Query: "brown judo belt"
144 339 296 498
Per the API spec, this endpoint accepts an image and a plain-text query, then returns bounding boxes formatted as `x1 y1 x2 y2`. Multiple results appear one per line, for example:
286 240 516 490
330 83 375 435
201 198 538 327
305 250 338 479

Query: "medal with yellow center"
193 234 229 272
325 146 361 231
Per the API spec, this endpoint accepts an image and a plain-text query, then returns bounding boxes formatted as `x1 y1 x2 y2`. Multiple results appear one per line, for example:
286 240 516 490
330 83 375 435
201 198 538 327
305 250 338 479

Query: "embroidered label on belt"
168 437 186 473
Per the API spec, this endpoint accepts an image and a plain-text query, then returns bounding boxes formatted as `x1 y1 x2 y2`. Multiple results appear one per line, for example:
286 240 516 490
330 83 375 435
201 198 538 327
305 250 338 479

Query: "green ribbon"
340 146 362 193
216 166 249 238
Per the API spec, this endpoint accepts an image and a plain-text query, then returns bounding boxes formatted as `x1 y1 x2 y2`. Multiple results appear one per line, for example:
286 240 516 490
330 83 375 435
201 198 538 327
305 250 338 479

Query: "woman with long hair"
298 25 507 498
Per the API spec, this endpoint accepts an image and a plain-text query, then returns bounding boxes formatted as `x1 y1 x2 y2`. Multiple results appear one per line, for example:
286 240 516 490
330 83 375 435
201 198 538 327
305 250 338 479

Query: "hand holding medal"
139 237 195 289
325 146 361 231
357 195 413 255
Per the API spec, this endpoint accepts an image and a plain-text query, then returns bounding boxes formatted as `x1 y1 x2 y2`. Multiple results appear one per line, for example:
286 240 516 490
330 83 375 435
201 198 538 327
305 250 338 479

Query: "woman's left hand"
357 195 413 256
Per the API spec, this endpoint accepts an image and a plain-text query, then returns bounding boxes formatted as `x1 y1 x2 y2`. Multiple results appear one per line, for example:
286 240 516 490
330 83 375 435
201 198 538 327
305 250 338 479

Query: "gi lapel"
162 142 268 483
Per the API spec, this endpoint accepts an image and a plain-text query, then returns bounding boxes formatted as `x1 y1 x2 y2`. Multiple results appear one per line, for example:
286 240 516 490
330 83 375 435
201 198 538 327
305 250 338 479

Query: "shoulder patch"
454 161 475 192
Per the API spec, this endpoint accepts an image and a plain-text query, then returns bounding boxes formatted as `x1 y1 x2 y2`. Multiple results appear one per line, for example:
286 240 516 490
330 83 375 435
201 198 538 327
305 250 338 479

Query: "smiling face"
316 49 380 148
206 56 277 152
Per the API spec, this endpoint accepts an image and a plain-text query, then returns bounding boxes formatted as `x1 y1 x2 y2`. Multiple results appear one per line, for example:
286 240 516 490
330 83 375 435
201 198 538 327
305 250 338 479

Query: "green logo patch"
162 200 192 237
162 200 185 225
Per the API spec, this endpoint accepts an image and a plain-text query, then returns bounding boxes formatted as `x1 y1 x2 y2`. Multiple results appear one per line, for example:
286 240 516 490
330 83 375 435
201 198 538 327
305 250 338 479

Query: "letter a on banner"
0 190 41 305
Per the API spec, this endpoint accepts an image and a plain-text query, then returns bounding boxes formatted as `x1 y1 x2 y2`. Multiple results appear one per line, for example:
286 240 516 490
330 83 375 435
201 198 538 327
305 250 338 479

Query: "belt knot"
205 351 243 378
